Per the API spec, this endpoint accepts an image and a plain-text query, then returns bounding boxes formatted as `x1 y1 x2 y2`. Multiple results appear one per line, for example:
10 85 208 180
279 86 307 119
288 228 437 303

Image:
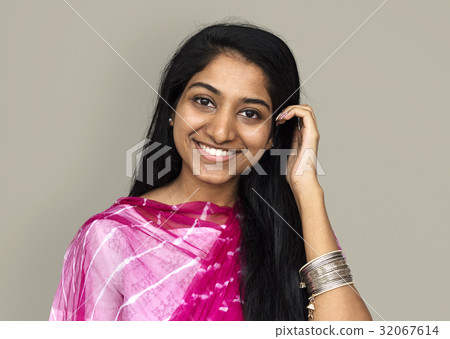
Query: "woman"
50 22 372 321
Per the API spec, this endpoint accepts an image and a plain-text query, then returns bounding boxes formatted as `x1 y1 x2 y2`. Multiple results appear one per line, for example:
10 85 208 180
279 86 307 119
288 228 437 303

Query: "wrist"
291 180 324 207
291 179 323 196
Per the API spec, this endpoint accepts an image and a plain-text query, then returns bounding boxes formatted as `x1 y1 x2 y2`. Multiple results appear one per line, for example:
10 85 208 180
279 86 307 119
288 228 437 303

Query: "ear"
169 112 175 126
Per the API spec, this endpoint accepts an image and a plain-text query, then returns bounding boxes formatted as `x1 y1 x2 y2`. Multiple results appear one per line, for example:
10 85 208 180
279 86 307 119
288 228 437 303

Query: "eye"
193 96 261 120
238 110 261 120
193 96 215 108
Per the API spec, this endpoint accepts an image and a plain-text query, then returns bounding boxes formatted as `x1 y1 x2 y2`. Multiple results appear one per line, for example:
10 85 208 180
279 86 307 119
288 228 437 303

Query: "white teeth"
198 142 235 157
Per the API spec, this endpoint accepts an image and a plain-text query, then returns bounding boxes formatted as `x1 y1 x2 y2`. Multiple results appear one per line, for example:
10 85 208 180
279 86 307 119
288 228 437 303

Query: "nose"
204 108 236 144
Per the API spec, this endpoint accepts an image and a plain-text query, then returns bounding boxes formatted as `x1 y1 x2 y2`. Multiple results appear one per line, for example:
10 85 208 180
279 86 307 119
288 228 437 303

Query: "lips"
195 140 240 152
193 140 238 162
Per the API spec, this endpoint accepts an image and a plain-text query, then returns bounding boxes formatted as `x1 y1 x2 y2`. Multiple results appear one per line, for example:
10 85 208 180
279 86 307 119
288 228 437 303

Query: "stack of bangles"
298 250 354 319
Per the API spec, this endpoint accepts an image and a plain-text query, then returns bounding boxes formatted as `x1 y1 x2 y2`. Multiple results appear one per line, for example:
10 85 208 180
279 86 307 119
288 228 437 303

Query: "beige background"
1 0 449 321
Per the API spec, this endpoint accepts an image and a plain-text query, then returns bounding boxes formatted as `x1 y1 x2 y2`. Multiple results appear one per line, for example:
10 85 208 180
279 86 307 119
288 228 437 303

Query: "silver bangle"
298 250 354 319
299 251 351 291
310 267 352 288
306 258 348 280
299 250 343 276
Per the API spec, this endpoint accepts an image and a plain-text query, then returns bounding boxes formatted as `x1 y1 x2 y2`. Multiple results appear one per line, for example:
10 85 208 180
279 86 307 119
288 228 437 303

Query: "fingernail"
275 110 288 121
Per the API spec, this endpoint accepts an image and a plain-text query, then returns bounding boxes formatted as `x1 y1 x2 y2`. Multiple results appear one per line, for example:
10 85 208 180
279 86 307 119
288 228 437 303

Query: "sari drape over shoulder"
49 197 244 321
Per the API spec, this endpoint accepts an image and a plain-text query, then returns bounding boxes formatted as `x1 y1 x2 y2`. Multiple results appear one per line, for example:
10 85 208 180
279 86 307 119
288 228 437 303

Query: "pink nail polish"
279 110 289 120
276 110 288 121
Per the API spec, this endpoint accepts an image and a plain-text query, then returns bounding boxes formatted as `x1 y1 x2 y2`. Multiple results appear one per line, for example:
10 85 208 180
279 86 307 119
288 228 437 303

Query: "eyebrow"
187 82 271 112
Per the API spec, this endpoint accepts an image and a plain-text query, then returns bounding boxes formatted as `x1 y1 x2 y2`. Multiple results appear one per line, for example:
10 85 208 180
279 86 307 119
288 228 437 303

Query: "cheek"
241 128 271 150
236 136 270 168
172 121 188 151
175 110 206 138
172 114 201 157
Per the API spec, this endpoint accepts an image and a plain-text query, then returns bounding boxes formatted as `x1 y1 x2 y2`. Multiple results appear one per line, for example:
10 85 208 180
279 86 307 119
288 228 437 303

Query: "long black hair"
129 20 308 320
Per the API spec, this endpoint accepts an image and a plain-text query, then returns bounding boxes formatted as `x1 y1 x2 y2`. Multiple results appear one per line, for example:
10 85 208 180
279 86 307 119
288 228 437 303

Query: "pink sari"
49 196 244 321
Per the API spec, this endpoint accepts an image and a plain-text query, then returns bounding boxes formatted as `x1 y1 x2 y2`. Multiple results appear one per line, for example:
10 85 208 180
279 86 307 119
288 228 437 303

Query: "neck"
167 163 239 208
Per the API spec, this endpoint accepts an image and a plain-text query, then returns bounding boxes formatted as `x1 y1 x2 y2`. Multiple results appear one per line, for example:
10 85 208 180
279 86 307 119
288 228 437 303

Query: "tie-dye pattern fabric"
49 196 244 321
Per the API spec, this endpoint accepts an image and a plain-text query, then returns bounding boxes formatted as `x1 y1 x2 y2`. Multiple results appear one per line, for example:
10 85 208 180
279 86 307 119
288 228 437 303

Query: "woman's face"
171 53 274 185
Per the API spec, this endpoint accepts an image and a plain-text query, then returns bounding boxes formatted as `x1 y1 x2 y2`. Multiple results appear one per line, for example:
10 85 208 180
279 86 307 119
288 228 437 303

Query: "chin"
194 170 237 186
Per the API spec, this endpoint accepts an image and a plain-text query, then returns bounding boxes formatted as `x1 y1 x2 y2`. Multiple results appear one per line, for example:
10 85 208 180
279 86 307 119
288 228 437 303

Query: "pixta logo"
126 138 172 185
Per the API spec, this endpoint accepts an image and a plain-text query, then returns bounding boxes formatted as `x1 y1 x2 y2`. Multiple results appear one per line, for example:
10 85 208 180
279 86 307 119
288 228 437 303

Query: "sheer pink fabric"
49 197 244 321
49 196 343 321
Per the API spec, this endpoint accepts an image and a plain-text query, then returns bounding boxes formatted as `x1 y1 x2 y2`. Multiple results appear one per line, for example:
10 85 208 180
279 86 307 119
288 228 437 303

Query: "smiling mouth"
194 140 240 159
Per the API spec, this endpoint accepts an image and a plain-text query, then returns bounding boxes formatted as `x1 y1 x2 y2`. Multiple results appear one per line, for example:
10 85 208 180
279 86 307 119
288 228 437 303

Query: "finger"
276 105 313 123
275 106 295 125
275 106 295 122
298 104 317 124
276 107 318 134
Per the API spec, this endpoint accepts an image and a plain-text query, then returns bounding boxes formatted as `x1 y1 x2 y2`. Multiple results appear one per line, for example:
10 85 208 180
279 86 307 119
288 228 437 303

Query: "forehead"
187 54 271 103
